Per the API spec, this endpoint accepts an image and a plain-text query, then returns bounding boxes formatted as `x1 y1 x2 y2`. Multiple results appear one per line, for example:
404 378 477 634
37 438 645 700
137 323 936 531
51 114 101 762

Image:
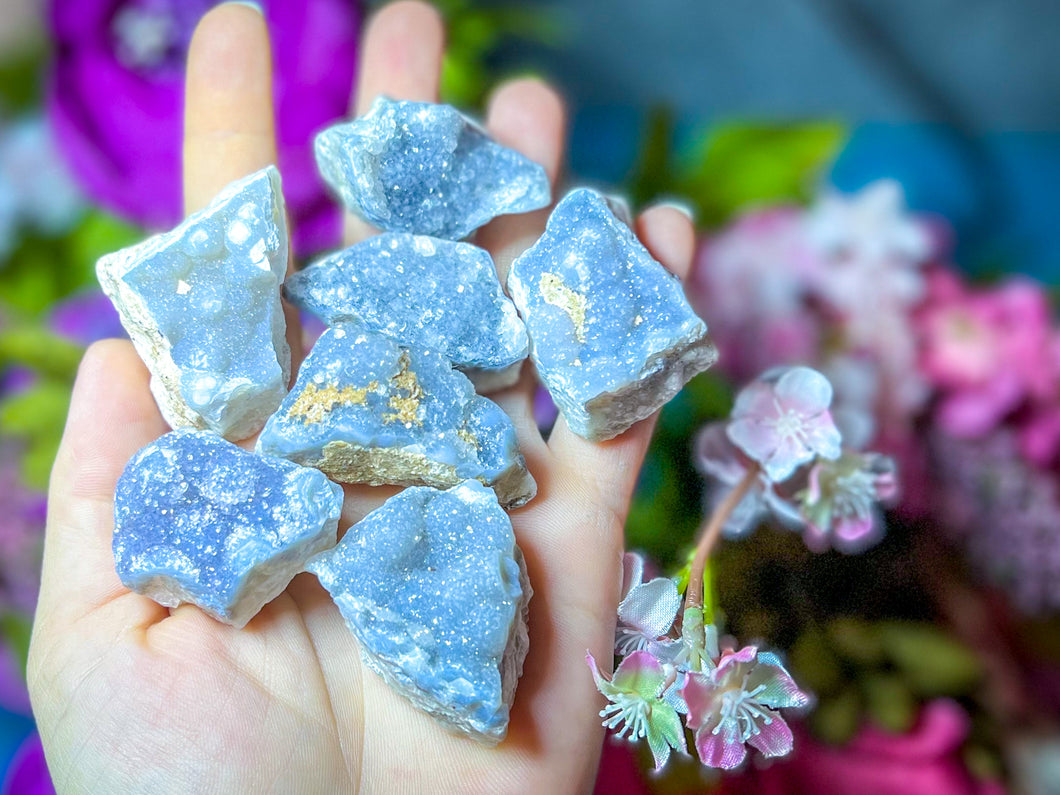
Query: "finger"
345 0 445 244
472 78 566 446
476 77 566 284
36 341 170 634
546 203 698 515
183 3 302 365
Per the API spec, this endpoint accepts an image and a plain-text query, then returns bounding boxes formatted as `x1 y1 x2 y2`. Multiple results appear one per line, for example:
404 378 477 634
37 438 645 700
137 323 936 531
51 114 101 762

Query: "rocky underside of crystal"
285 234 528 391
113 429 343 628
315 97 550 240
507 188 717 441
256 324 536 508
306 480 530 744
97 166 291 441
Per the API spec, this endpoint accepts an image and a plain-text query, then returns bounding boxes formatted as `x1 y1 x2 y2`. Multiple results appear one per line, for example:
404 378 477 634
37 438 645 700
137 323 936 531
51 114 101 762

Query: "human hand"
28 2 696 792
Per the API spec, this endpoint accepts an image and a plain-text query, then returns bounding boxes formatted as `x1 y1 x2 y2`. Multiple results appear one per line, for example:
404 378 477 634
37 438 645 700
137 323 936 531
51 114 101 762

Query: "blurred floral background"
2 0 1059 792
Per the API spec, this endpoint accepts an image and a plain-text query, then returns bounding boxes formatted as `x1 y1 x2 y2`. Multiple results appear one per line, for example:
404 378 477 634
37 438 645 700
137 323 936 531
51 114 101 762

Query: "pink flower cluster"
588 553 810 772
690 177 1060 607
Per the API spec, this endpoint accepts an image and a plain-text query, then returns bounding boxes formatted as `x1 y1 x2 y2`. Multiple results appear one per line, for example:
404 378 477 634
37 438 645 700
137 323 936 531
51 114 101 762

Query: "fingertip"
184 1 276 215
635 203 697 280
486 77 567 184
355 0 446 114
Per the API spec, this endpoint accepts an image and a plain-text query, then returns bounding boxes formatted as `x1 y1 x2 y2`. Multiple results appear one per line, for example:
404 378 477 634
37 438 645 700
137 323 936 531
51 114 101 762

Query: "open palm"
27 3 696 792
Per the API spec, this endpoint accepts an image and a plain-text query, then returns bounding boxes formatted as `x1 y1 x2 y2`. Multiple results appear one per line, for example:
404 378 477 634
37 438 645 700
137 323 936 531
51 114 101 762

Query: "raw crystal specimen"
306 480 531 743
507 188 717 441
315 97 550 240
97 166 290 441
113 429 343 628
284 233 529 390
256 325 536 508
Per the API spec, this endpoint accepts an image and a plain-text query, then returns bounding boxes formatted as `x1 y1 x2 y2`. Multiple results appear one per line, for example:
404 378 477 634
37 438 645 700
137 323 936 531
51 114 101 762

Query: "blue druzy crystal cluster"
307 480 529 743
508 188 717 441
113 429 343 628
99 96 714 744
284 233 529 390
315 97 550 240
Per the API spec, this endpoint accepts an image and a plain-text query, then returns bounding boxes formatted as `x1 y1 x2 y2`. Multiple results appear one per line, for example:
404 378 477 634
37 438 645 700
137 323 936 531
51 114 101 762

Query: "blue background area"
0 707 34 783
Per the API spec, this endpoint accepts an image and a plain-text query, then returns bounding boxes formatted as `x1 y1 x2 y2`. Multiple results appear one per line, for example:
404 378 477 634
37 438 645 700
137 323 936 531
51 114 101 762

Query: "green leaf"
0 380 70 436
826 617 885 666
878 621 981 696
676 121 846 226
0 324 84 379
0 612 32 679
862 673 916 733
809 686 862 745
0 46 45 112
67 211 142 271
790 627 845 697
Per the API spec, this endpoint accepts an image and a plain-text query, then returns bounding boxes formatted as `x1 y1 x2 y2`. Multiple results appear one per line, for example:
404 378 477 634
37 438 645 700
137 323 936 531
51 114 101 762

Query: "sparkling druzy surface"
314 97 550 240
306 480 531 743
507 188 717 441
113 429 343 628
284 233 529 390
256 325 536 508
97 166 290 441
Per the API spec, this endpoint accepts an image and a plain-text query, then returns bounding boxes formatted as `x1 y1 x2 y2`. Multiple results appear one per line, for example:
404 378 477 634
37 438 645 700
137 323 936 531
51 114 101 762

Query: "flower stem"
685 464 760 611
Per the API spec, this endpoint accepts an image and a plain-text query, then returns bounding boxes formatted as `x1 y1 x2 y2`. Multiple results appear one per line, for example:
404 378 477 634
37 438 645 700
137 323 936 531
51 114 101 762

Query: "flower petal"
620 551 645 600
680 672 720 732
618 577 681 639
748 653 812 709
747 710 794 758
611 650 667 700
646 702 687 771
775 366 833 413
696 722 748 770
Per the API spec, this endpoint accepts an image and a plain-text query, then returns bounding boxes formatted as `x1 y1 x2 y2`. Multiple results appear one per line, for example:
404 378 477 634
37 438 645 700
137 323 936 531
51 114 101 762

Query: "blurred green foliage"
404 0 565 110
630 108 846 227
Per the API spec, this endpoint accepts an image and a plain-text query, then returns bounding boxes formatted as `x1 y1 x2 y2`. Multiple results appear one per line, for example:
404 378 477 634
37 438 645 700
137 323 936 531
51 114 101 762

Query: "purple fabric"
48 0 360 256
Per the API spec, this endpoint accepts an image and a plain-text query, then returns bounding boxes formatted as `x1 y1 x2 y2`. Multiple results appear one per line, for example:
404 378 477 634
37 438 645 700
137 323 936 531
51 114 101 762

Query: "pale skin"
27 2 696 792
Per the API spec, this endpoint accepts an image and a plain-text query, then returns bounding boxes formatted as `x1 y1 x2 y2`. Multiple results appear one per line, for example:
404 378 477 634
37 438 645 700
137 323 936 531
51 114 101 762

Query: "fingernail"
655 200 696 223
224 0 263 14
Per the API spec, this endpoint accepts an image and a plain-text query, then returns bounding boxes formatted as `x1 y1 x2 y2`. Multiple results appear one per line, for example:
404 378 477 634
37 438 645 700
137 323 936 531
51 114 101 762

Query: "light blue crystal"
507 188 717 441
314 97 550 240
96 166 290 441
284 233 528 390
113 429 343 628
256 324 536 508
306 480 530 743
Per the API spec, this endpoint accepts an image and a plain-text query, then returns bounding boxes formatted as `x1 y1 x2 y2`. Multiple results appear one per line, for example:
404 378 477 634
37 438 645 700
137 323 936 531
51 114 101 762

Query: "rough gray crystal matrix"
113 429 343 628
507 188 717 441
284 233 529 390
314 97 550 240
96 166 290 441
306 480 531 743
256 325 536 508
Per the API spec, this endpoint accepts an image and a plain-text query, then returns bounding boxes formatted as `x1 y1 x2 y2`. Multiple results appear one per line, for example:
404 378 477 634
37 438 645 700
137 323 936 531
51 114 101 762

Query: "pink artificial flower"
727 367 842 483
797 451 897 554
718 700 1003 795
806 180 931 267
615 552 681 656
694 423 804 538
682 646 810 770
587 650 688 772
687 208 821 381
917 268 1054 438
